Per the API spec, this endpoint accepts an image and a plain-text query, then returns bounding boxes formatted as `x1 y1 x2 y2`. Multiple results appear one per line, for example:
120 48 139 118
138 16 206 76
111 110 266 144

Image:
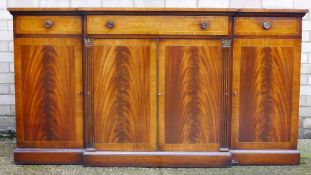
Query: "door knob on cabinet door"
233 91 237 96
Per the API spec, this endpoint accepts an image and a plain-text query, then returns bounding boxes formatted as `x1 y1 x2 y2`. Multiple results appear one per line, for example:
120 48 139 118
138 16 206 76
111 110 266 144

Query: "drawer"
234 17 300 36
87 15 229 35
15 16 82 34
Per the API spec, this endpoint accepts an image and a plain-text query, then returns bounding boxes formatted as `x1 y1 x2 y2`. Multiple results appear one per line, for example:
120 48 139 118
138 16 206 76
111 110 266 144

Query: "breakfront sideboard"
9 8 307 167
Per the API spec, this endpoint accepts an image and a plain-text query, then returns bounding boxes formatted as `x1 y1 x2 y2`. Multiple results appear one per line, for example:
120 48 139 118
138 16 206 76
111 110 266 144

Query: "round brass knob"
44 19 53 28
201 22 208 29
106 20 114 29
263 21 271 30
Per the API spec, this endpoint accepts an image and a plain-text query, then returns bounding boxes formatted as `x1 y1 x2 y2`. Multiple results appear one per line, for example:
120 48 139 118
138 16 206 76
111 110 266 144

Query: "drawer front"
234 17 300 36
87 15 229 35
15 16 82 34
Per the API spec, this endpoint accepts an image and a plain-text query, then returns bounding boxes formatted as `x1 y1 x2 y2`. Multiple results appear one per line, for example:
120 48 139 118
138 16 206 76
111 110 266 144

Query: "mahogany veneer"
9 8 307 167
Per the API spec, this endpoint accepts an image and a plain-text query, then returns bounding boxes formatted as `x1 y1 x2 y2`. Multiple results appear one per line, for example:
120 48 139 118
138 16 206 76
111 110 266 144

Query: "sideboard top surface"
8 8 308 17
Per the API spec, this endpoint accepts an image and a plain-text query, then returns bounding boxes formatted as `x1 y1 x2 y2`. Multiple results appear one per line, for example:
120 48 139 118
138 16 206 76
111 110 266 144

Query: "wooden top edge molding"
237 8 308 13
8 8 79 12
8 8 308 16
77 7 238 12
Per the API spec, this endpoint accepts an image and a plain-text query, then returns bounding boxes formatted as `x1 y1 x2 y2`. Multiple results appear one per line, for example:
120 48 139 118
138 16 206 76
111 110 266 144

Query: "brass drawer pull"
44 19 53 28
263 21 271 30
201 22 208 29
106 20 114 29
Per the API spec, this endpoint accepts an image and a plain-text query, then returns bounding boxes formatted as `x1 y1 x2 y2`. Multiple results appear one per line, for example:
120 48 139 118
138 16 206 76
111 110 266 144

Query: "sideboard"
8 8 307 167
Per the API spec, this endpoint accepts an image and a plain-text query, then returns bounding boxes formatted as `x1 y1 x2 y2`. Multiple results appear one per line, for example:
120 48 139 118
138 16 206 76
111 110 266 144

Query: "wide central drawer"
87 15 229 35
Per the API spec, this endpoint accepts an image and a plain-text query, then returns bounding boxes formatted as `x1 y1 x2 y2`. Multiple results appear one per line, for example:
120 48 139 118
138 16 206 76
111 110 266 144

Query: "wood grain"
14 38 83 148
87 16 229 35
92 39 156 151
15 16 82 34
14 148 84 165
159 39 223 151
230 150 300 165
84 151 231 167
234 17 300 36
239 47 293 142
231 39 301 149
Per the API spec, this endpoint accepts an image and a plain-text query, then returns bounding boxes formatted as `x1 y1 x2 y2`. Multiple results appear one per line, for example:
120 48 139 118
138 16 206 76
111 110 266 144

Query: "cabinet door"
159 39 224 151
232 39 300 149
15 38 83 148
92 39 156 151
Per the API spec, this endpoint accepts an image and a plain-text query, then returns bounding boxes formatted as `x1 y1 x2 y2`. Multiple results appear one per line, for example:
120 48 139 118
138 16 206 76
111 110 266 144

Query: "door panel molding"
231 39 300 150
91 39 157 151
15 38 83 148
159 39 225 151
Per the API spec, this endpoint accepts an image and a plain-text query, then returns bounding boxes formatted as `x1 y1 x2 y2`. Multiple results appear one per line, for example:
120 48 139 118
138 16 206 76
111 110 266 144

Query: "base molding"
83 151 232 167
230 150 300 165
14 149 300 166
14 148 84 165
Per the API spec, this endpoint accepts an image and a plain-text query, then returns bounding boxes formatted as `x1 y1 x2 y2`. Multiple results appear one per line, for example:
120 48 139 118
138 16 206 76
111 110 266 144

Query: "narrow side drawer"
15 16 82 34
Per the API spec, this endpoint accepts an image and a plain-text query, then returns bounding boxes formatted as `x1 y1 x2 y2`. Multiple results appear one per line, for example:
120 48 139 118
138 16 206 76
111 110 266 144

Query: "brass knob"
44 19 53 28
233 91 237 96
201 22 208 29
263 21 271 30
106 20 114 29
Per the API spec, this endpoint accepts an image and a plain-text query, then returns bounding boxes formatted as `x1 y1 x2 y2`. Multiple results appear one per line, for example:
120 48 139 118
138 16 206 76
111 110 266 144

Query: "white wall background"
0 0 311 138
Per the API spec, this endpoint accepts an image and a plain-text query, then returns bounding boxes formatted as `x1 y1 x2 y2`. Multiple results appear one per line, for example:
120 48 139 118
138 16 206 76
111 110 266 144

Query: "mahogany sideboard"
9 8 307 167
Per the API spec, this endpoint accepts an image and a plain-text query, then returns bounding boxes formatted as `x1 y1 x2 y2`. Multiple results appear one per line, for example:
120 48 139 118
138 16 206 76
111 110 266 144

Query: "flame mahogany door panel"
14 38 83 148
159 39 224 151
91 39 157 151
232 39 301 149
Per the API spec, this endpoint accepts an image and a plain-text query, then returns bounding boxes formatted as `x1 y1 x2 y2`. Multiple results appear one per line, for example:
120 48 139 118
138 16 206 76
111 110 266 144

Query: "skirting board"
230 150 300 165
14 149 300 166
83 151 232 167
14 148 84 165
